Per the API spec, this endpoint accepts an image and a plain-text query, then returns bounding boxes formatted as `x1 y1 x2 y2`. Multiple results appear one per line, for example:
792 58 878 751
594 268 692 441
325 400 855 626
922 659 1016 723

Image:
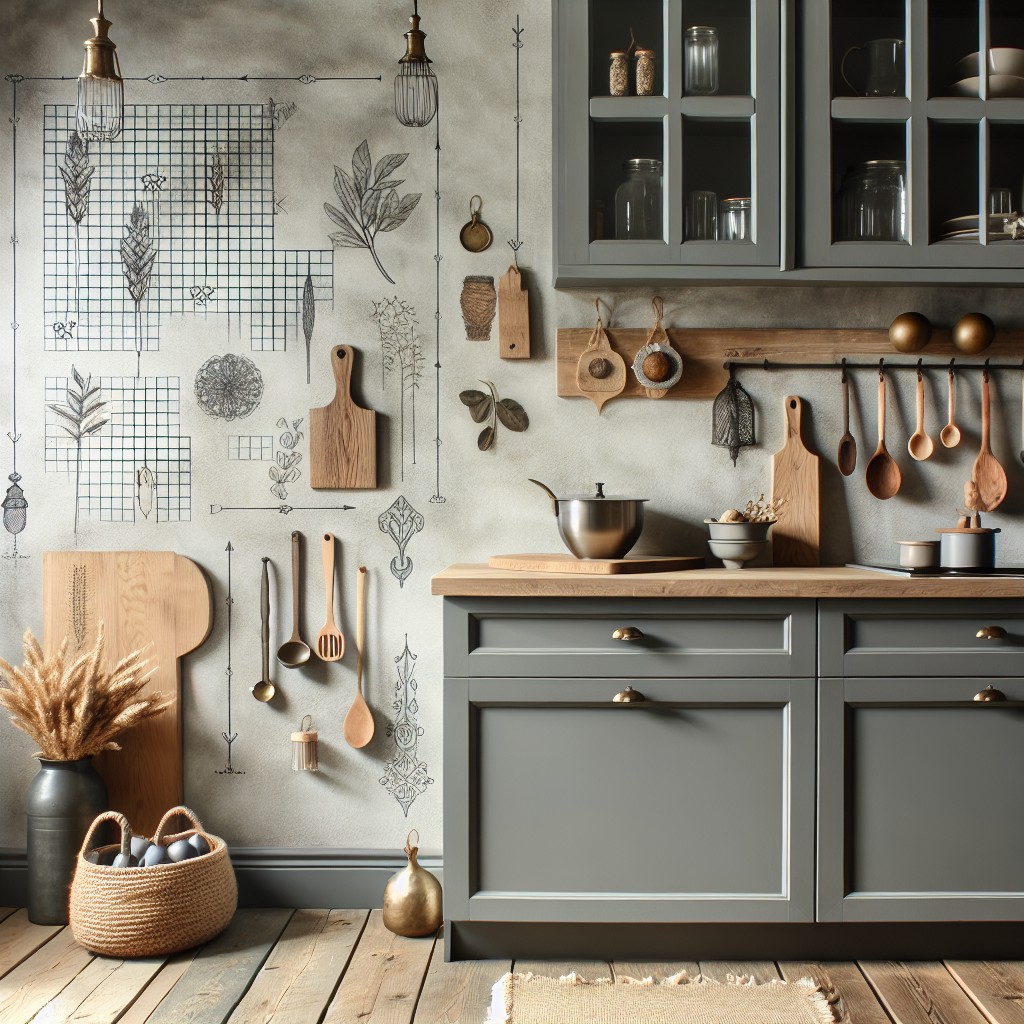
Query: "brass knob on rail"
974 684 1008 702
976 626 1008 641
612 626 644 641
612 685 647 704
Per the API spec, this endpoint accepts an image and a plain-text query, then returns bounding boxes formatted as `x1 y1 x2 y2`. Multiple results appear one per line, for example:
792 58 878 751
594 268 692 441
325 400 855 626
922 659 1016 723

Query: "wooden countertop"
431 564 1024 599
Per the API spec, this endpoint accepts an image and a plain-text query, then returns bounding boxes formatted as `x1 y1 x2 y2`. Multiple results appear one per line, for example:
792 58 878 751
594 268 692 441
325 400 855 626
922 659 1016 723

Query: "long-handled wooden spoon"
940 367 961 448
316 533 345 662
343 566 375 749
837 369 857 476
277 530 311 667
864 372 901 500
907 370 934 461
252 557 276 702
972 370 1007 511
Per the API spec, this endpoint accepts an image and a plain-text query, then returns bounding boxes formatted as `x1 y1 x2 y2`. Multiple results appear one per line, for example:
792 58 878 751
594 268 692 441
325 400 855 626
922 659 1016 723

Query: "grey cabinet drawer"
819 600 1024 677
444 597 815 678
817 676 1024 922
444 677 815 924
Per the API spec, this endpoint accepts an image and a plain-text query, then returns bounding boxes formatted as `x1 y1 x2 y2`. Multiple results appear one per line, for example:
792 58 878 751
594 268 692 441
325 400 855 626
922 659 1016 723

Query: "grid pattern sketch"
228 435 273 460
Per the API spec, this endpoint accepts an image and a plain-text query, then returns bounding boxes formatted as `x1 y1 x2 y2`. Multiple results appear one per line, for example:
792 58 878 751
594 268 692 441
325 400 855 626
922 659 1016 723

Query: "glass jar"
615 158 663 240
720 197 752 241
685 26 719 95
609 51 628 96
839 159 907 241
635 49 656 96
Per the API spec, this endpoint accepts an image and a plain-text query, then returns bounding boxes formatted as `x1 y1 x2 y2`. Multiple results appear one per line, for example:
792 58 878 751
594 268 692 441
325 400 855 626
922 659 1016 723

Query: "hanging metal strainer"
712 368 755 465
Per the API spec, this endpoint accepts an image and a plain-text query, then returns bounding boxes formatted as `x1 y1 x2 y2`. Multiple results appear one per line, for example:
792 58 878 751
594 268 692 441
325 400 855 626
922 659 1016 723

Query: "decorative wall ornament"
372 296 422 480
460 276 496 340
59 130 93 324
2 473 27 556
302 269 315 384
324 140 421 285
459 379 529 451
378 494 424 588
194 353 264 420
379 636 433 817
209 503 355 515
120 203 157 378
215 541 244 775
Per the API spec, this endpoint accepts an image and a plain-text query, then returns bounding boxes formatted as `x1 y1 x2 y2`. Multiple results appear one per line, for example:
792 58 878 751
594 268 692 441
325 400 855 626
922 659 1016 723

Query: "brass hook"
949 358 956 380
469 194 482 221
916 357 923 383
878 357 885 381
840 356 847 385
983 357 990 383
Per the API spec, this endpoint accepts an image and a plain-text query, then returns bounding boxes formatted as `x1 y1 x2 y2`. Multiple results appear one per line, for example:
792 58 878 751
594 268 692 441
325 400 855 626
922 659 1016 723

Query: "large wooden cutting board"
43 551 213 836
489 553 705 575
771 396 821 567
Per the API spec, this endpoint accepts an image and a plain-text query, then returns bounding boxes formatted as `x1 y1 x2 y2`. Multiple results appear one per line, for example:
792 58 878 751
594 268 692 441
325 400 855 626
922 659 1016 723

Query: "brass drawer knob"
974 685 1008 702
612 626 644 641
612 685 647 704
976 625 1008 641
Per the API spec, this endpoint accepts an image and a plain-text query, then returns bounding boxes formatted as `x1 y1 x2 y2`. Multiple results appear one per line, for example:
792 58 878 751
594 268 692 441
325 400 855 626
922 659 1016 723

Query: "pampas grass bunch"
0 625 168 761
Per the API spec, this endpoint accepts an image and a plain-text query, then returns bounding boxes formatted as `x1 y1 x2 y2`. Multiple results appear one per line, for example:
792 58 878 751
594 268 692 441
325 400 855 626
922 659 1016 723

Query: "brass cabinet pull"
976 625 1008 640
612 626 644 641
974 684 1008 702
612 685 647 703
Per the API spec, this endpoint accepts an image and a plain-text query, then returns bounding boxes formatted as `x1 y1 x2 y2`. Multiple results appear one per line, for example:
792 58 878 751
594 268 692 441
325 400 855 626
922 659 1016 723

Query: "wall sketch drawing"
46 375 192 525
379 636 432 817
267 96 297 130
429 101 444 504
120 203 157 378
460 276 496 340
459 380 529 451
2 473 27 556
324 140 421 284
209 503 355 515
378 495 424 588
194 353 264 420
216 541 243 775
47 367 108 537
43 104 334 355
69 563 89 650
508 15 525 261
270 417 304 500
136 465 156 519
228 435 273 460
302 270 315 383
372 296 421 480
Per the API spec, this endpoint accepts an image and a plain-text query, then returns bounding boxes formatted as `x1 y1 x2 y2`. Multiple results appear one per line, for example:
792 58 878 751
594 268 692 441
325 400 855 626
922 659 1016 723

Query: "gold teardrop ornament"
382 830 443 938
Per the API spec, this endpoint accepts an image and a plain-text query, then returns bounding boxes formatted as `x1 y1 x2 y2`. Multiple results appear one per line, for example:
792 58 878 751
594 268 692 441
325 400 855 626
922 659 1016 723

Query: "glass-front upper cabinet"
553 0 782 285
802 0 1024 276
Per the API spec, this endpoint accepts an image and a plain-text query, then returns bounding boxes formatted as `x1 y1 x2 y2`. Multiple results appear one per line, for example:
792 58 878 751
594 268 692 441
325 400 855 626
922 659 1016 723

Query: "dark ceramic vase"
26 757 107 924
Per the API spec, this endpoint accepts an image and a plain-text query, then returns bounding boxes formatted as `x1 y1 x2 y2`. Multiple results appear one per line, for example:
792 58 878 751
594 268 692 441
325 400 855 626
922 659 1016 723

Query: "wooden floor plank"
699 960 782 983
414 934 509 1024
0 927 94 1024
946 961 1024 1024
115 948 199 1024
513 960 613 981
861 961 989 1024
0 910 63 980
612 960 700 982
0 908 17 924
144 908 294 1024
228 909 368 1024
779 960 892 1024
321 910 437 1024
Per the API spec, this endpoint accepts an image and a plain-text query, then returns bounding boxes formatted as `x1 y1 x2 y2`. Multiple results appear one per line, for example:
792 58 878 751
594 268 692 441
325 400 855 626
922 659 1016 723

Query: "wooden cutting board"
771 395 821 566
43 551 213 836
310 344 377 489
489 553 705 575
498 265 530 359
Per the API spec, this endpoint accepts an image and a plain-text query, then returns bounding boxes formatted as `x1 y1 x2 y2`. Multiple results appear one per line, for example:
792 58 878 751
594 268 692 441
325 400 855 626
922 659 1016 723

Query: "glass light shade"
77 72 124 142
395 63 438 127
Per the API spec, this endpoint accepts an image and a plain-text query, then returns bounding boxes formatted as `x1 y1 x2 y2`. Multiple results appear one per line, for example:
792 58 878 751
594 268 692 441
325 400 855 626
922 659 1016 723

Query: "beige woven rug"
488 971 841 1024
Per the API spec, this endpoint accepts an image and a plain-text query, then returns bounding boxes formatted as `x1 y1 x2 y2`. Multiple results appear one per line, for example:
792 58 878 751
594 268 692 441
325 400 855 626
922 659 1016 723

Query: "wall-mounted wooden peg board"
555 327 1024 402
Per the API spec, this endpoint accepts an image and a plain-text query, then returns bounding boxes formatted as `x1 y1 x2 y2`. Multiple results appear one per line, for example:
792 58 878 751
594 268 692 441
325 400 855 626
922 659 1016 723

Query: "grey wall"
0 0 1021 852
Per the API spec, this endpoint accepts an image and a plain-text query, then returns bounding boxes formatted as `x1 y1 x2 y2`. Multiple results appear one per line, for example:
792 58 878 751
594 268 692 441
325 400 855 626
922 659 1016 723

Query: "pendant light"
77 0 124 142
395 0 437 128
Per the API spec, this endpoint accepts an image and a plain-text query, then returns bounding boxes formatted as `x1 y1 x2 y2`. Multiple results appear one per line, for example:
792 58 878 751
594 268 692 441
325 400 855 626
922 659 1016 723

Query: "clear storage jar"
839 159 907 242
614 158 663 240
685 26 719 95
720 197 752 240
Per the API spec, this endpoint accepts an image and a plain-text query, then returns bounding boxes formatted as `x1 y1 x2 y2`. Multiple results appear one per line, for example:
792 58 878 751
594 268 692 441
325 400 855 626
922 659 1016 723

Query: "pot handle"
527 479 559 517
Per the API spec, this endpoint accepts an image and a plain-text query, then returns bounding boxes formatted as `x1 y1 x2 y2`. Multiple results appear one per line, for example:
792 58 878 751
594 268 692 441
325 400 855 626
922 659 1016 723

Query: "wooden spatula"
316 533 345 662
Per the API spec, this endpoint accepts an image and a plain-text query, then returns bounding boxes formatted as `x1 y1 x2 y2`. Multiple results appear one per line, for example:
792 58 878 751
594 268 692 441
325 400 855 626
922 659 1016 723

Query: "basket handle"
154 805 207 845
79 810 132 860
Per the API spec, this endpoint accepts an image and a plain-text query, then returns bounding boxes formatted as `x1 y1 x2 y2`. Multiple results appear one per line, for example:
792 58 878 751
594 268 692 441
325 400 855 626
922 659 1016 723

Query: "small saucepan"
529 479 646 559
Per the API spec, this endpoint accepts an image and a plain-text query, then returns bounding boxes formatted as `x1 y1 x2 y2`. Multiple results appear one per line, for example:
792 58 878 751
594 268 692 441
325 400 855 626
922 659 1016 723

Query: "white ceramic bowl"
897 540 940 569
707 538 769 570
954 48 1024 81
950 73 1024 98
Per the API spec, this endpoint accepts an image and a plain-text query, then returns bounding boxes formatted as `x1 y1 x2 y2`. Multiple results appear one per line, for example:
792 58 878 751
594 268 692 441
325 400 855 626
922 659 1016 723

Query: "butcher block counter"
435 563 1024 962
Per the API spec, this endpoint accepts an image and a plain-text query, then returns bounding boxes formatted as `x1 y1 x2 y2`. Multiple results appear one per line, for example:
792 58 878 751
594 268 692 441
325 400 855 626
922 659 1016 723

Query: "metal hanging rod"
726 357 1024 374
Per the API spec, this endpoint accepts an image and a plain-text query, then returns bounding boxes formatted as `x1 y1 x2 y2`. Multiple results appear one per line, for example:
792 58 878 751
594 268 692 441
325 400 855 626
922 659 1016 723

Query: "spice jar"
635 49 656 96
615 158 663 240
839 159 906 241
291 716 319 772
609 51 629 96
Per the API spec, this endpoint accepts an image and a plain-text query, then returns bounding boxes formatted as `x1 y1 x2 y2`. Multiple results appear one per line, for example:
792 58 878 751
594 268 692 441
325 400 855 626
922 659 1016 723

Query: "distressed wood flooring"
1 904 1023 1022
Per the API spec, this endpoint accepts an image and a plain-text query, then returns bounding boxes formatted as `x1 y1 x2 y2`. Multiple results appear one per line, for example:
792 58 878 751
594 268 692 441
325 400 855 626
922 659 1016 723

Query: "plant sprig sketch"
120 203 157 378
459 380 529 451
324 140 420 284
372 297 422 480
270 417 304 500
59 130 93 324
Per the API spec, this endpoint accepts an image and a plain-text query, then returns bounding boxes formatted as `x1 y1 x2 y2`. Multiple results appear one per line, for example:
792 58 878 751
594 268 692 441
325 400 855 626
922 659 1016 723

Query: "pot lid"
935 527 1001 534
558 482 647 501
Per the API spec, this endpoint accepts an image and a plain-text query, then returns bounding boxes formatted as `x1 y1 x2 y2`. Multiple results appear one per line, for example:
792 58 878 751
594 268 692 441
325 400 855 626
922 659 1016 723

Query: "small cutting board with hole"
310 344 377 489
771 395 821 566
498 266 531 359
489 553 704 575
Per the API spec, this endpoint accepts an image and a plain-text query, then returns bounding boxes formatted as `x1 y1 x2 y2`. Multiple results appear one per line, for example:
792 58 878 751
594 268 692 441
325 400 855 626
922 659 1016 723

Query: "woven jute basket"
70 805 237 958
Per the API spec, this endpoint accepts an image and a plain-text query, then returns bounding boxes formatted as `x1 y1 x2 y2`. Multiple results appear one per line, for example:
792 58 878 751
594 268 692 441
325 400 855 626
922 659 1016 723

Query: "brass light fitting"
77 0 124 142
395 0 437 128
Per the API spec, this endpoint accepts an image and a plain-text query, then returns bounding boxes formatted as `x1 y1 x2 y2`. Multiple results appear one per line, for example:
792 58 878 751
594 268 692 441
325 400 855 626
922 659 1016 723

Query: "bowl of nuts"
704 494 786 568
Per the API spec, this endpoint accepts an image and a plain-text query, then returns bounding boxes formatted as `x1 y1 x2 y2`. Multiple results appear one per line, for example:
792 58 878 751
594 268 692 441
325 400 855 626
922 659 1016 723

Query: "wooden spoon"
972 371 1007 511
836 372 857 476
864 373 901 500
277 531 311 668
940 368 961 448
907 372 934 461
344 566 375 749
316 533 345 662
251 557 276 702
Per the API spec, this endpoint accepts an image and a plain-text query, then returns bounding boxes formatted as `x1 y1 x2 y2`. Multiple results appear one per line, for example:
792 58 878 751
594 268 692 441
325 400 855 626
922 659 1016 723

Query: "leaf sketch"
136 465 156 520
324 140 421 284
459 380 529 451
207 150 225 216
302 270 315 384
119 204 157 378
59 131 93 324
48 367 108 537
270 418 304 500
372 296 422 480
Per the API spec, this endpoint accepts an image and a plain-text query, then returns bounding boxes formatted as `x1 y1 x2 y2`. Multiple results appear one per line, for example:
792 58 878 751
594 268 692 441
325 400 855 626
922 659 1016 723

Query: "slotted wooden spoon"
316 533 345 662
343 566 375 749
972 370 1007 511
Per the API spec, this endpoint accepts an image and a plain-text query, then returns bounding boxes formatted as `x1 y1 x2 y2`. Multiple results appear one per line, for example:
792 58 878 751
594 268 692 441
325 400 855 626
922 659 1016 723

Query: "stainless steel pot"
529 479 646 559
936 527 1000 569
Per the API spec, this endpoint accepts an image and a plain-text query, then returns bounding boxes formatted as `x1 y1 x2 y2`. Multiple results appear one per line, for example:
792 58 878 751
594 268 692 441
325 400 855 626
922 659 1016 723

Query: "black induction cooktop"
847 562 1024 578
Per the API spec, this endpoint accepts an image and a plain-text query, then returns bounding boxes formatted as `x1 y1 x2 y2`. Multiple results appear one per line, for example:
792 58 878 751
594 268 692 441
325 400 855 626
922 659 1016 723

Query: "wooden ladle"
864 372 901 500
343 566 374 749
837 369 857 476
907 370 934 461
940 367 961 448
972 370 1007 511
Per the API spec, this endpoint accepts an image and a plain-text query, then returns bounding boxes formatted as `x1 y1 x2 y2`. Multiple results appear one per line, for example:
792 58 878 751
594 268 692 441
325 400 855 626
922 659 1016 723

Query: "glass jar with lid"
720 197 752 241
685 26 719 95
609 51 628 96
634 49 656 96
614 158 663 240
839 159 907 242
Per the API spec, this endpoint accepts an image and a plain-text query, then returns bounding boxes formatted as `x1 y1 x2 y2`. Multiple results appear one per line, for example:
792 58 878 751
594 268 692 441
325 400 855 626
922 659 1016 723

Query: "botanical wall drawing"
270 417 304 500
372 296 422 480
302 270 315 383
194 353 265 420
378 494 424 588
120 204 157 378
459 380 529 451
58 130 92 326
324 140 420 284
